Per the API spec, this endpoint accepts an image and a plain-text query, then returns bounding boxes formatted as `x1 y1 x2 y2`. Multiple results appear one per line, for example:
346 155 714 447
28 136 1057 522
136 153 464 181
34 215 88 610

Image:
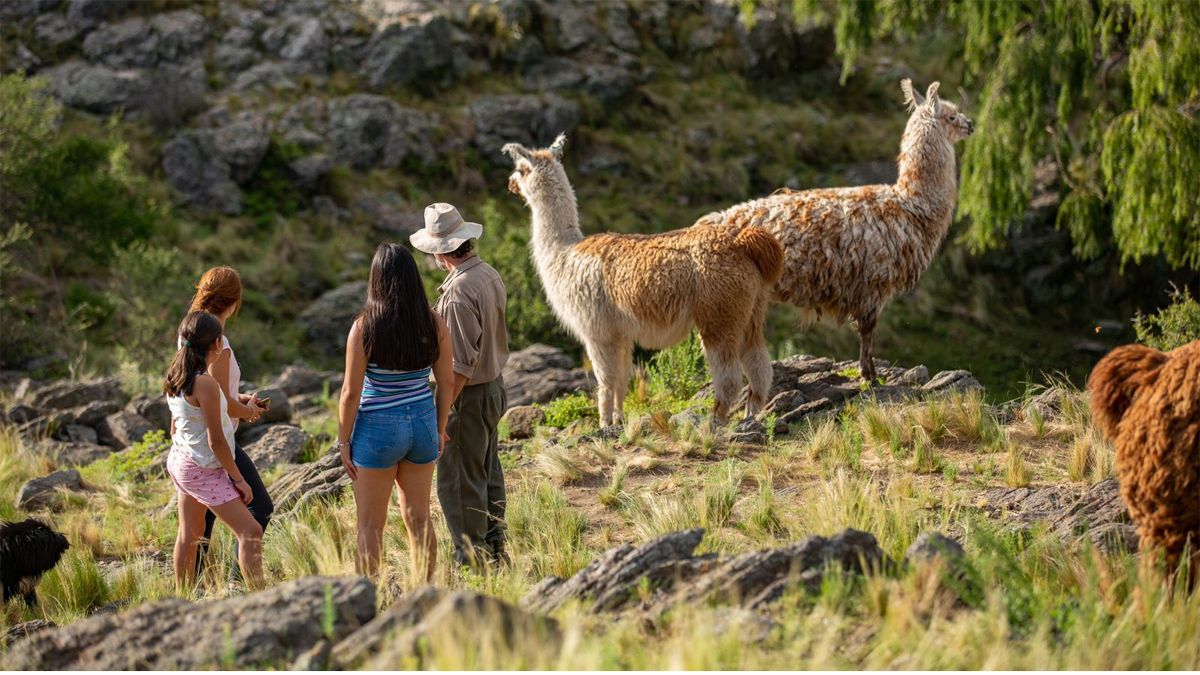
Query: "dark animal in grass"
0 519 70 606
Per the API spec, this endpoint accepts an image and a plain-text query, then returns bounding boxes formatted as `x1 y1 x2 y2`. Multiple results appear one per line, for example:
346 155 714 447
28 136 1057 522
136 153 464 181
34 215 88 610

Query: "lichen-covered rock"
362 12 465 89
42 61 149 114
468 94 579 163
4 576 375 670
261 15 329 73
328 94 438 169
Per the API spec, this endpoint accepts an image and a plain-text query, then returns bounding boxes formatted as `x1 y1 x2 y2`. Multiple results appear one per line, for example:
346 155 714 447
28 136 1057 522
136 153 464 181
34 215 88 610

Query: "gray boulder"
161 132 243 214
66 0 132 30
298 282 365 362
150 10 208 62
210 115 271 182
362 12 462 89
4 576 375 669
61 423 99 445
232 61 298 91
245 424 309 472
267 364 340 398
126 395 170 431
34 13 80 49
97 411 154 449
502 344 593 408
272 449 350 516
45 441 111 467
469 94 578 162
905 531 966 566
922 370 984 394
16 469 83 510
43 60 149 114
261 15 328 73
332 586 445 668
328 94 438 169
73 399 122 427
82 17 158 68
213 43 261 73
521 59 635 106
5 403 41 424
28 377 123 411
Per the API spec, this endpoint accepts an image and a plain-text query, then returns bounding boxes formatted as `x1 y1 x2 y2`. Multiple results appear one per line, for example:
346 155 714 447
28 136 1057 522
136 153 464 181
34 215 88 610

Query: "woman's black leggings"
195 444 274 576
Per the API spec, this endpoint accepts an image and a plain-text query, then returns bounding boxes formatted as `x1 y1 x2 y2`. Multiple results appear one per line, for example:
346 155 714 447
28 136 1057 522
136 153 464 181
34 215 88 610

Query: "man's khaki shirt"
435 256 510 386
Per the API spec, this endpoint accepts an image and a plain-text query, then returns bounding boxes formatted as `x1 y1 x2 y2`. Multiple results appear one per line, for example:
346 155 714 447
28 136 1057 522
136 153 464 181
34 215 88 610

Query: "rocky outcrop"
96 410 154 449
362 13 464 90
245 424 309 472
327 94 437 169
126 394 170 432
523 527 889 616
502 344 594 408
468 94 579 162
162 113 271 214
266 364 341 398
4 576 375 670
16 469 84 510
1 619 56 647
272 449 350 516
977 477 1137 553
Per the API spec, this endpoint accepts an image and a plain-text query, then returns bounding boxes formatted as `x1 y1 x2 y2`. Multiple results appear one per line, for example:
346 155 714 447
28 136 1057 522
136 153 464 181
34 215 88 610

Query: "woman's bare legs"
396 460 437 583
174 492 209 589
352 466 396 577
209 498 265 589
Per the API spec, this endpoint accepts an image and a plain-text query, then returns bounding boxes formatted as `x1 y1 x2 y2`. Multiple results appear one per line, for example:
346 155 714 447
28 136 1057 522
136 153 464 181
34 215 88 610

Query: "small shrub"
911 430 943 474
1133 285 1200 351
1004 443 1032 487
598 460 627 509
539 392 598 429
102 429 169 480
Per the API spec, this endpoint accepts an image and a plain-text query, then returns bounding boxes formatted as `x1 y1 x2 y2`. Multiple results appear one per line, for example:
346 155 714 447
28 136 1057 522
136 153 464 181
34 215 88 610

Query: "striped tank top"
360 364 433 412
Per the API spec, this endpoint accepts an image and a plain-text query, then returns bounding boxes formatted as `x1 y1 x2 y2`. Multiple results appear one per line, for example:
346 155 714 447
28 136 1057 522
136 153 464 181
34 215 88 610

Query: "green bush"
102 429 170 480
539 392 598 429
106 245 196 375
1133 286 1200 351
645 332 709 402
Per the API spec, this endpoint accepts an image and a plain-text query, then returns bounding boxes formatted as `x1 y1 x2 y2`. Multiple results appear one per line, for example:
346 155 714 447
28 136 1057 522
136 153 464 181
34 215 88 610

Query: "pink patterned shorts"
167 448 239 507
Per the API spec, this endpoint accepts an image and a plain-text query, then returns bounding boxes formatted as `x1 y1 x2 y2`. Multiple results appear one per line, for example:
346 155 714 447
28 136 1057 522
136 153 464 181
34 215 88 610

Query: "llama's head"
901 79 973 143
501 133 570 203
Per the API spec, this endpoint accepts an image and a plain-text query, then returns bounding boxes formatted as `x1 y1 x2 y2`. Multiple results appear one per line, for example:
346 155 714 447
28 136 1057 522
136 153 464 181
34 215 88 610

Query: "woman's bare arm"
209 348 258 421
337 320 367 478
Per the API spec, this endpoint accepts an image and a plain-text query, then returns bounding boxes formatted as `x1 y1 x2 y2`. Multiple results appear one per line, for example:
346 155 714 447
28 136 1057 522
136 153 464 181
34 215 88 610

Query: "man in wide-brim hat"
411 203 511 567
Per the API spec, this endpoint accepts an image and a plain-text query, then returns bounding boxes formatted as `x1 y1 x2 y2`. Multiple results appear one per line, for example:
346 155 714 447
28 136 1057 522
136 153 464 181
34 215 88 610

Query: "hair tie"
184 340 192 348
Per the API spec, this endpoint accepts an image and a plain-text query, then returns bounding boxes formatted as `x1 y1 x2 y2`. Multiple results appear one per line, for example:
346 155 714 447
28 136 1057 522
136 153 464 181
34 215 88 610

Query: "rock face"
245 424 309 472
523 527 888 616
503 344 594 408
272 449 350 516
298 282 366 362
4 576 376 670
16 469 84 510
977 477 1137 553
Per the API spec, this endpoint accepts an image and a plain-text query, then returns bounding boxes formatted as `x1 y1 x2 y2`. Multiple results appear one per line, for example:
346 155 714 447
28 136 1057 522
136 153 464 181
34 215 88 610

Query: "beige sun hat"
409 203 483 254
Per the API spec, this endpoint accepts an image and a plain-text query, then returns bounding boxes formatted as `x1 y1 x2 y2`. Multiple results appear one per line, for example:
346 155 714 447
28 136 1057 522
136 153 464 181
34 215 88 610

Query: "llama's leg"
608 338 633 425
740 296 773 418
856 312 879 384
701 335 742 425
584 341 613 426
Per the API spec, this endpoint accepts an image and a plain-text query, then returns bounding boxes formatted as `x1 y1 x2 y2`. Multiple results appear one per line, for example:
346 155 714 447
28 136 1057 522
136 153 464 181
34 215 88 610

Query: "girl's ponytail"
163 311 223 397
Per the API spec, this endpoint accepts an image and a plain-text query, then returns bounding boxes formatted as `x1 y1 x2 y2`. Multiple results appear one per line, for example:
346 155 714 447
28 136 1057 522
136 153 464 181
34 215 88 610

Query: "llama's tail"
734 226 784 285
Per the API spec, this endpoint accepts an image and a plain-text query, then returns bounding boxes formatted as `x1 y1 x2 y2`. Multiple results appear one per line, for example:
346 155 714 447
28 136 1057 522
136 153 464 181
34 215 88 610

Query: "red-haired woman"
185 266 273 576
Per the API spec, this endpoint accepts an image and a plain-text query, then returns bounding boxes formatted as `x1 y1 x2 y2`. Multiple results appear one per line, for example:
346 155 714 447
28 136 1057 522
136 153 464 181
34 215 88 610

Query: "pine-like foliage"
774 0 1200 270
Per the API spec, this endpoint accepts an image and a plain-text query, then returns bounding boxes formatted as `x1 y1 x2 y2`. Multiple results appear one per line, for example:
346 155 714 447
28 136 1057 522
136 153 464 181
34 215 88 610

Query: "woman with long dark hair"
164 311 264 589
337 243 454 581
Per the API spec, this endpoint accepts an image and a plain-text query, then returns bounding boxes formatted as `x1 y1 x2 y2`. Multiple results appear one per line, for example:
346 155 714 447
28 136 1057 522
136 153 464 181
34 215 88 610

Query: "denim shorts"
350 398 439 468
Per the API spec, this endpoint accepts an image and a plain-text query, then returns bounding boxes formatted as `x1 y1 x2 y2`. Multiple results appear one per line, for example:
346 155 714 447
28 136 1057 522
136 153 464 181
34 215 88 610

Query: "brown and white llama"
503 135 784 426
696 79 974 383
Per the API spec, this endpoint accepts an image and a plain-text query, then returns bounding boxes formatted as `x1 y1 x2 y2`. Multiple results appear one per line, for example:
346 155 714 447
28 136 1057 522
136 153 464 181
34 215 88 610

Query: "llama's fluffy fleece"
1089 340 1200 576
696 80 974 382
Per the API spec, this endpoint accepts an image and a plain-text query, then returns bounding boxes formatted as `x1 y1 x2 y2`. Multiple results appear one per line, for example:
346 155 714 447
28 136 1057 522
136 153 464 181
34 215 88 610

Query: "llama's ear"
901 78 924 111
549 133 567 159
1086 343 1168 440
501 142 533 163
925 82 941 111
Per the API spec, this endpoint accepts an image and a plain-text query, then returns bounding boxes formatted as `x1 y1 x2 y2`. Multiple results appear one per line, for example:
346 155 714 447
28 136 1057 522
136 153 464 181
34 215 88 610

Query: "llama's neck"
527 179 585 265
894 119 958 237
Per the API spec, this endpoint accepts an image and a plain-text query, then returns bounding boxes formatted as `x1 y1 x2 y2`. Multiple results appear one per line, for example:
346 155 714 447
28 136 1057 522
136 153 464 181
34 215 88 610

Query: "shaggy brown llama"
503 135 784 425
1089 340 1200 581
695 79 974 382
